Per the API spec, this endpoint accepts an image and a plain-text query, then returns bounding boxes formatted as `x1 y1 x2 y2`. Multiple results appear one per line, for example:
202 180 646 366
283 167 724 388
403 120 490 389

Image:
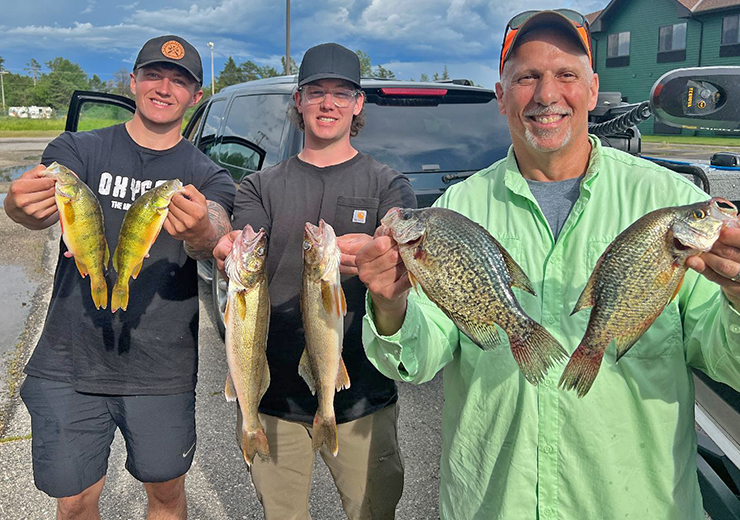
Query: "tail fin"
110 279 129 313
509 321 568 385
312 413 338 456
558 344 606 398
241 427 270 466
90 275 108 310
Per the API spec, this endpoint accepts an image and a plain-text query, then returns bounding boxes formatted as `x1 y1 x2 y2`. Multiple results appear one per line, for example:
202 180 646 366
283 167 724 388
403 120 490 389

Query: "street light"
207 41 215 96
0 70 8 115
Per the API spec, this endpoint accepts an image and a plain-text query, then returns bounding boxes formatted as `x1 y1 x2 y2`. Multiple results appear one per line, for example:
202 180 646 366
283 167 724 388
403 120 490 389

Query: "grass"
642 134 740 147
0 113 193 137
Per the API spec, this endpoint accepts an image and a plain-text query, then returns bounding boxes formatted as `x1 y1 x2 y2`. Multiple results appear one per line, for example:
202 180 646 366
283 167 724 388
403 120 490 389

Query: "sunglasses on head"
499 9 592 75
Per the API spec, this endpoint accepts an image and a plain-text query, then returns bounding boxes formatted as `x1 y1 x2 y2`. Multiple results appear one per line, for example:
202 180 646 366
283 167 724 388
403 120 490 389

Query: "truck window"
220 94 290 173
199 99 227 158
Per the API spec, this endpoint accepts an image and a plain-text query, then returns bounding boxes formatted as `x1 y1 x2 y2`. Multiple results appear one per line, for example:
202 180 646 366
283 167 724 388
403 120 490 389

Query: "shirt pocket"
333 196 380 236
580 238 680 359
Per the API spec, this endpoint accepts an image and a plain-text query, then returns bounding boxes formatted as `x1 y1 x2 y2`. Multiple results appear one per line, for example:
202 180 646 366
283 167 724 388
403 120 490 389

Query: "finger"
698 251 740 284
24 164 50 179
180 184 206 204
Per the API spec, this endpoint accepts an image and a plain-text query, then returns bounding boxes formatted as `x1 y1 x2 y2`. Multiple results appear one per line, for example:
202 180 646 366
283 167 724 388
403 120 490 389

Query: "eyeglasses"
299 86 360 108
499 9 592 75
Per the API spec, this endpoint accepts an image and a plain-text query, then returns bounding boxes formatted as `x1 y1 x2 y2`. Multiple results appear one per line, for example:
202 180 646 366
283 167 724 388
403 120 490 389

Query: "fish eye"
692 209 706 219
303 240 311 251
256 246 265 256
401 210 412 220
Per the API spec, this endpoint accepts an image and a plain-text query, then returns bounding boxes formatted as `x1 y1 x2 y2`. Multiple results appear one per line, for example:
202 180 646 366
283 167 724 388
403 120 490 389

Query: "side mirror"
650 66 740 133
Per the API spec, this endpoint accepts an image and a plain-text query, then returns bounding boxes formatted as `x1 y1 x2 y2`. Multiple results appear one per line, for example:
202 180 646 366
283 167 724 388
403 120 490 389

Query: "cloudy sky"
0 0 606 89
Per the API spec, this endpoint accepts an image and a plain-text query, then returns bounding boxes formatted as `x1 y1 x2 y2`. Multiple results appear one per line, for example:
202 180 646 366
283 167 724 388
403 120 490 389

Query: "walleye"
44 162 109 310
224 225 271 466
299 220 349 456
560 198 739 398
111 179 184 312
382 207 567 385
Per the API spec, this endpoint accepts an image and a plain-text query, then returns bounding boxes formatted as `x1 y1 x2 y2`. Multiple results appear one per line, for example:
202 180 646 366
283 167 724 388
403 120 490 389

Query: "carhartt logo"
352 210 367 224
182 442 196 458
161 40 185 60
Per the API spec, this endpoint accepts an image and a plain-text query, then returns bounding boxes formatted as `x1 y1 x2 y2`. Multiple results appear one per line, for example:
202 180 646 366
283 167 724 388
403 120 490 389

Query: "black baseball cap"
298 43 361 89
134 35 203 84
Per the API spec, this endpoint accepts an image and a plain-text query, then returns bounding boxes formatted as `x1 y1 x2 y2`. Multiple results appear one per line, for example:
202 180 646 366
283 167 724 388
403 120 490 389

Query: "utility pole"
286 0 291 75
0 70 8 115
207 42 215 96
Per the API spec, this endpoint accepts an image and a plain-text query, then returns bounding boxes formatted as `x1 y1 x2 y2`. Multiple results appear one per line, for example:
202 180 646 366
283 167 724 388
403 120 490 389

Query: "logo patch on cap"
161 40 185 60
352 210 367 224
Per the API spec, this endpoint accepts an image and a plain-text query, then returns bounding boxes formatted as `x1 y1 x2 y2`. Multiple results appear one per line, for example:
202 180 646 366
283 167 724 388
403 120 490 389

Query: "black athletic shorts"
20 375 197 498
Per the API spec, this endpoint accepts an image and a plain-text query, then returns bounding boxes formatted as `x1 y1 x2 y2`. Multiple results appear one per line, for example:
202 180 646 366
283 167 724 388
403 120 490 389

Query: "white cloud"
81 0 96 14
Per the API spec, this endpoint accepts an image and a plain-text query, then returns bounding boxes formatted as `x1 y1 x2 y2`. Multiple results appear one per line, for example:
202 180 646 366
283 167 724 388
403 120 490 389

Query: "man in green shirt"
354 9 740 520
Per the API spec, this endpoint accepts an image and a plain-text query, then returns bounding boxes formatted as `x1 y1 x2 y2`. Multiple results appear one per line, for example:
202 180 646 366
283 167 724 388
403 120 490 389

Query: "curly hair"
287 93 366 137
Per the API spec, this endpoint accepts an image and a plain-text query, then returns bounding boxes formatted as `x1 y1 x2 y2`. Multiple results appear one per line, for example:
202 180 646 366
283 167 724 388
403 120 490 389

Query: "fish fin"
558 342 607 398
312 413 338 456
225 372 237 401
336 357 351 392
112 248 119 273
614 316 659 362
131 260 144 280
298 349 316 395
571 276 597 315
242 427 270 466
508 320 568 385
90 274 108 310
669 274 685 302
260 363 271 399
103 242 110 272
408 271 422 295
74 258 89 278
236 291 248 321
496 242 536 296
110 278 129 313
339 285 347 317
458 320 503 351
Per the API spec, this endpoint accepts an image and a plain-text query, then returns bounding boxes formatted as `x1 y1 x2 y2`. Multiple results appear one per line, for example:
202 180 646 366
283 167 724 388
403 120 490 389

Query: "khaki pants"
237 403 404 520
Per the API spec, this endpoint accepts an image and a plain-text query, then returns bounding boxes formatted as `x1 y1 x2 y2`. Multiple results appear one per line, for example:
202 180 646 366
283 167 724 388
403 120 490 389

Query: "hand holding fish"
336 233 373 275
163 184 212 243
686 225 740 308
356 229 412 336
213 230 241 279
4 164 58 229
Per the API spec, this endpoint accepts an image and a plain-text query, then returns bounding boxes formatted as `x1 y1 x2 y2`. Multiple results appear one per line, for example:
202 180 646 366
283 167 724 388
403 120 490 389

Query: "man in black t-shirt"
213 43 415 519
4 35 234 519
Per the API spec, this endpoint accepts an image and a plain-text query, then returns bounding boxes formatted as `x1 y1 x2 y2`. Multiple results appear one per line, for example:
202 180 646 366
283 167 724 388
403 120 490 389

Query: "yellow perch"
111 179 183 312
299 220 349 456
44 162 109 310
224 224 271 466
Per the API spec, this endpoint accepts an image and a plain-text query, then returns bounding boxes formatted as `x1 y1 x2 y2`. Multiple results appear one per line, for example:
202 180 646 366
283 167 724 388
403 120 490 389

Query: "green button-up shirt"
363 137 740 520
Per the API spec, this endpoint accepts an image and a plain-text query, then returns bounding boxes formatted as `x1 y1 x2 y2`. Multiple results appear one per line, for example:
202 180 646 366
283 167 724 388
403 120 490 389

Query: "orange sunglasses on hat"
499 9 593 76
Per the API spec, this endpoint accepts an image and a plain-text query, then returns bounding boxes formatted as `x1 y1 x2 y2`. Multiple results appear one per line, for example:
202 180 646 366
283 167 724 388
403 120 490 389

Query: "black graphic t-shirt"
24 124 236 395
232 153 417 423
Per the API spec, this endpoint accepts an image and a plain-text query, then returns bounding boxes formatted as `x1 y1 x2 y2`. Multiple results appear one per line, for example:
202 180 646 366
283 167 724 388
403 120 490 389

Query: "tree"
0 55 5 70
442 65 450 81
36 57 90 110
110 68 132 98
88 74 107 93
215 57 245 91
356 50 372 77
25 58 41 86
374 64 395 79
420 73 430 82
240 60 279 81
280 56 298 75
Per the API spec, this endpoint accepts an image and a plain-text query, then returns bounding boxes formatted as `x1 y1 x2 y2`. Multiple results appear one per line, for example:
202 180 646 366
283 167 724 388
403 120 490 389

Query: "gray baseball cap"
298 43 361 88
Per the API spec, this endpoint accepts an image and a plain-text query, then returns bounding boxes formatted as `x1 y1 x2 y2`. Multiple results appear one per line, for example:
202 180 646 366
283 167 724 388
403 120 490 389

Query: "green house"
588 0 740 135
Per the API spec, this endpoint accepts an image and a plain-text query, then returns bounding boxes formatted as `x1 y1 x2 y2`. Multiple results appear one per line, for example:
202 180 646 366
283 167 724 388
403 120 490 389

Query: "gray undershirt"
526 175 584 241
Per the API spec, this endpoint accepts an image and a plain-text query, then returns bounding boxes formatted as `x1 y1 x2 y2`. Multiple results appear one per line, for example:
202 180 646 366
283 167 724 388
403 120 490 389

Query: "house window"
721 14 740 57
658 22 686 62
607 32 630 67
722 14 740 44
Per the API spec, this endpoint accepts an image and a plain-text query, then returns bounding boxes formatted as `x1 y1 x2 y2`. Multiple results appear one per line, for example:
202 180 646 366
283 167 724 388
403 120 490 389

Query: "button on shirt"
362 137 740 520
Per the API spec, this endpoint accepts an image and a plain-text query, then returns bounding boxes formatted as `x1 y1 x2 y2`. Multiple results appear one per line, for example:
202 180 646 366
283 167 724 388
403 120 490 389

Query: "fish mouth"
709 197 738 220
240 224 266 252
